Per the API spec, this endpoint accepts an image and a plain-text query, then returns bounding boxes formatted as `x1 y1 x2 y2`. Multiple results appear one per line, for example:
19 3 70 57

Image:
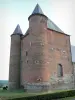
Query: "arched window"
57 64 63 77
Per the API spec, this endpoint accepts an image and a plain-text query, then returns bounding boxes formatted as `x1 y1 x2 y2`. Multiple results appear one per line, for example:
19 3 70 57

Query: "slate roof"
13 24 23 35
32 4 44 15
47 19 64 33
71 46 75 62
29 4 65 34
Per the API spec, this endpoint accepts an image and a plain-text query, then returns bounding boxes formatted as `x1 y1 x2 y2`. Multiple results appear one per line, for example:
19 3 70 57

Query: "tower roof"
32 4 44 15
28 4 47 20
28 4 66 34
12 24 23 35
47 19 64 34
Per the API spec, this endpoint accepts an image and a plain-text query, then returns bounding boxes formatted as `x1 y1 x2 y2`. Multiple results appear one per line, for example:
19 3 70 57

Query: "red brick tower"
9 25 23 90
21 4 51 92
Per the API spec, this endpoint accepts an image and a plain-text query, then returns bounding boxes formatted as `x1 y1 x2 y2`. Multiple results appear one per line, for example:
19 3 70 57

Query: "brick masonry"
20 15 73 91
9 35 21 90
9 14 74 91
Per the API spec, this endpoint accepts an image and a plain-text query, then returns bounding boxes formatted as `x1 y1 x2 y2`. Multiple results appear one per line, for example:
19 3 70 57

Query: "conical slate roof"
13 24 23 35
28 4 47 20
32 4 44 15
28 4 65 34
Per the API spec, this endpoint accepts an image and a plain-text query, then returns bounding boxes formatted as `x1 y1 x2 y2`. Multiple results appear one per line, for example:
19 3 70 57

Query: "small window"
57 64 63 77
26 60 28 63
26 51 28 56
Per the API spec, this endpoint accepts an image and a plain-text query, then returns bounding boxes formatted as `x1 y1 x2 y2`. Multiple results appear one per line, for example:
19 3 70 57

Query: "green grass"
0 89 75 100
0 89 52 100
0 89 59 100
0 89 38 100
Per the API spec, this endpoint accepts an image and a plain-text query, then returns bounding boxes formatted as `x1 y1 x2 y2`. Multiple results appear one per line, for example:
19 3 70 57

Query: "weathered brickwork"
9 35 21 89
20 14 73 91
47 30 73 76
9 4 74 92
21 15 50 86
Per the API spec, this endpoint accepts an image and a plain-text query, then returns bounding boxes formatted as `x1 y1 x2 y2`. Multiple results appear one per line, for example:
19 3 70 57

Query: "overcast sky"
0 0 75 80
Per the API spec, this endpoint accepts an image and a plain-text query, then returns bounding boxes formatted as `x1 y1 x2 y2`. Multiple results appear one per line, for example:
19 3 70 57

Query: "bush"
3 86 8 90
7 89 75 100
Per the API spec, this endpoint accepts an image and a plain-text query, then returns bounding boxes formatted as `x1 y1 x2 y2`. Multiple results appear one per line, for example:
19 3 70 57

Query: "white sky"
0 0 75 80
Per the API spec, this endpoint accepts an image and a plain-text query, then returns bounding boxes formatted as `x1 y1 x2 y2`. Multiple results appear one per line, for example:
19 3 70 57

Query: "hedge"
8 89 75 100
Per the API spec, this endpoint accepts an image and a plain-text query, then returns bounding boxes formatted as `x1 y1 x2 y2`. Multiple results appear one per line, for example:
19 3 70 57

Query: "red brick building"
9 4 74 92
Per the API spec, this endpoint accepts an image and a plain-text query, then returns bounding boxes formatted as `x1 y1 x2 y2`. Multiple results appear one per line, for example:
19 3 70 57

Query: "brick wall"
20 14 73 91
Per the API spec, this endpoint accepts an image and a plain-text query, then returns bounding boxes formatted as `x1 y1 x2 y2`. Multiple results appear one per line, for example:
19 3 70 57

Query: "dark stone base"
8 82 20 90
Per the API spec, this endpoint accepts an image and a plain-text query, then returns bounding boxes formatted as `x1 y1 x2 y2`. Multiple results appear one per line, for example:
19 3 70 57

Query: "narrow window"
26 51 28 56
26 59 28 63
57 64 63 77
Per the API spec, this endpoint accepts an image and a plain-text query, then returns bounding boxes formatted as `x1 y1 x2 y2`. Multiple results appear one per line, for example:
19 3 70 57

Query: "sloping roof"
29 4 65 34
47 19 64 33
13 24 23 35
32 4 44 15
71 46 75 62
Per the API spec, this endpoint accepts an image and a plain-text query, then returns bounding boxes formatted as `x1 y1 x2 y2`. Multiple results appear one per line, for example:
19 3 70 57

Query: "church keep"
9 4 74 92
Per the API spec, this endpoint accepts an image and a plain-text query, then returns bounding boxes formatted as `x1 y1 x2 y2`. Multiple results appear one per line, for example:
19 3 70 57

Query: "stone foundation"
22 74 74 92
49 74 74 90
24 82 50 92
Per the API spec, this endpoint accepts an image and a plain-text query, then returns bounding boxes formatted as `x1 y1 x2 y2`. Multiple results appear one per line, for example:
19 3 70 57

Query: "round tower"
9 25 23 90
22 4 50 92
28 4 48 35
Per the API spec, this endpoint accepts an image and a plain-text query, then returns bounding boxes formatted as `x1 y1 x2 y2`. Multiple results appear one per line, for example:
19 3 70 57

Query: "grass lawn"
0 89 61 100
0 88 52 100
0 89 40 100
0 88 75 100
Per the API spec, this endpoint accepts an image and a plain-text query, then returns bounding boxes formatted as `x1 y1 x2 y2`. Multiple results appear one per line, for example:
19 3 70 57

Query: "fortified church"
9 4 75 92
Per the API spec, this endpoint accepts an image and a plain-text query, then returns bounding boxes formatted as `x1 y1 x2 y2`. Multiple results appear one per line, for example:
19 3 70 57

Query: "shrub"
8 89 75 100
3 86 8 90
